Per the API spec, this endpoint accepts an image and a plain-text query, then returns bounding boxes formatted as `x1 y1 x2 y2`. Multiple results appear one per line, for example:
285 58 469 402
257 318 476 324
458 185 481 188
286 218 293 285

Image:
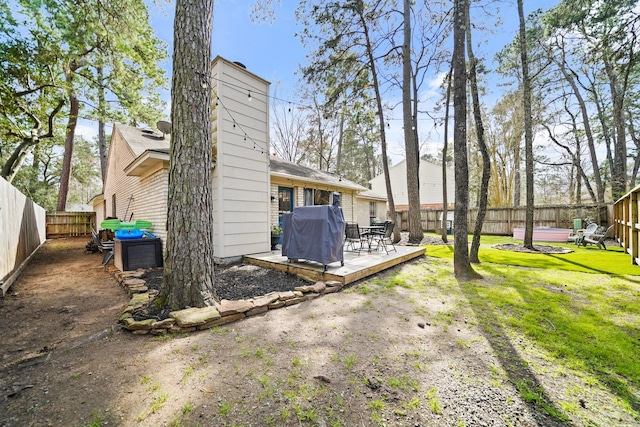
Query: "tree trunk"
336 108 344 176
1 99 64 183
160 0 217 309
606 59 628 200
628 112 640 188
513 145 521 206
403 0 423 244
554 56 604 203
466 2 490 264
98 67 108 184
452 0 478 279
441 64 453 244
357 6 399 243
518 0 535 250
568 109 582 204
56 76 79 212
2 137 39 183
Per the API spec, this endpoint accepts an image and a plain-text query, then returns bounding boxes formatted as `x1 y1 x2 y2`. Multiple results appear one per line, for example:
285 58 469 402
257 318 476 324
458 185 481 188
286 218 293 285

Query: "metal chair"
371 221 396 254
92 229 114 266
344 222 366 255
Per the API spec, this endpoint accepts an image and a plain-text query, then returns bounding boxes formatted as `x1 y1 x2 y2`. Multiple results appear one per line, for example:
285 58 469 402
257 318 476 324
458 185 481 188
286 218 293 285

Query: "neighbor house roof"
357 189 387 201
269 157 368 192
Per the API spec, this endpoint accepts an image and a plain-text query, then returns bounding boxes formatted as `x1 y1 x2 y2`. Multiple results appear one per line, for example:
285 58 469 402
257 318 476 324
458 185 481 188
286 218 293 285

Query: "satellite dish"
157 121 172 138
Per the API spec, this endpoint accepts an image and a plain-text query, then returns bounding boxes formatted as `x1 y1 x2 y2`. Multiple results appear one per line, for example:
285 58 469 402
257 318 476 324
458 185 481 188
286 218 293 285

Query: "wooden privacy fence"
614 185 640 265
1 176 46 295
46 211 96 238
396 204 612 235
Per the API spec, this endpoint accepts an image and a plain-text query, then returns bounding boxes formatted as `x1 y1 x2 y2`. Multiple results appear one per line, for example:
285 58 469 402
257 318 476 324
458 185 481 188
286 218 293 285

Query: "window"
369 202 377 219
278 187 292 214
303 189 337 206
111 194 116 218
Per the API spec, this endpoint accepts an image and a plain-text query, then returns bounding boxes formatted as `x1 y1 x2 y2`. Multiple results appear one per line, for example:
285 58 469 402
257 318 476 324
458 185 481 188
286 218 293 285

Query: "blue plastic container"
115 229 144 240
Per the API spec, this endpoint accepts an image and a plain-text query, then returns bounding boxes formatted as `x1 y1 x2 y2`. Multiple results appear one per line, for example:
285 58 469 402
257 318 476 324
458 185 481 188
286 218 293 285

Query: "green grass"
378 239 640 422
425 233 636 275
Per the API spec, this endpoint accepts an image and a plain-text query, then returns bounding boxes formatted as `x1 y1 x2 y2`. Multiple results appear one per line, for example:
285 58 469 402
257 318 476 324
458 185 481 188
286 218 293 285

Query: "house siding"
270 176 359 224
137 167 169 243
370 159 454 209
103 127 138 223
102 125 169 242
212 57 271 260
356 199 387 225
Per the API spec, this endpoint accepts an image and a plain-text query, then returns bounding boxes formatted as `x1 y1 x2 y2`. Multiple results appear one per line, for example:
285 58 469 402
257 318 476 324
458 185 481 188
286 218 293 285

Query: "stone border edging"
114 270 344 335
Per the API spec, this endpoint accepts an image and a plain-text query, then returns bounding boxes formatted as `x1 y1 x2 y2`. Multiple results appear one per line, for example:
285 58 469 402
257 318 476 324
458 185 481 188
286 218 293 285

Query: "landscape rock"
295 281 326 293
121 318 155 331
198 313 244 329
170 306 221 327
251 293 280 308
129 292 150 309
246 305 269 317
151 318 176 329
216 299 253 316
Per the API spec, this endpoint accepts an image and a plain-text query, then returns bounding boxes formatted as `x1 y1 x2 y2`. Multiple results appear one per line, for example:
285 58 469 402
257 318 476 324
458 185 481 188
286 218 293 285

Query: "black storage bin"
114 238 163 271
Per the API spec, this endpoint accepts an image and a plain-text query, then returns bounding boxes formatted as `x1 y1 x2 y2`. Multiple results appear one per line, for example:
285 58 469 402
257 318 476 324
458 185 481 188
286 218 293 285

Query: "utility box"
114 238 163 271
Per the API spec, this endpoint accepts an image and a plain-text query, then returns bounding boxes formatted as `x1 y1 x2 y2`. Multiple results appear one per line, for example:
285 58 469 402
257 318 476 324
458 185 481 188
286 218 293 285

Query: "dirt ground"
0 237 631 427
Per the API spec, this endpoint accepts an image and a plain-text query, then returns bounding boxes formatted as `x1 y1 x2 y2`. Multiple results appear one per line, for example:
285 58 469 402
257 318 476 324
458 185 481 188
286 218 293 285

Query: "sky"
79 0 562 164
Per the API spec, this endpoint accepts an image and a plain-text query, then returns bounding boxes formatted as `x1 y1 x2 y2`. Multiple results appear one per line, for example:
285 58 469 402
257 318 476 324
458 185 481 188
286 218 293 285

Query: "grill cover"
282 204 345 267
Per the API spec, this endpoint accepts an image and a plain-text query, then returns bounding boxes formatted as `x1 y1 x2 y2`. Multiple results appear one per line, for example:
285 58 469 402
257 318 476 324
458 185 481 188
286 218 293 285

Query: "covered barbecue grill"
282 195 345 271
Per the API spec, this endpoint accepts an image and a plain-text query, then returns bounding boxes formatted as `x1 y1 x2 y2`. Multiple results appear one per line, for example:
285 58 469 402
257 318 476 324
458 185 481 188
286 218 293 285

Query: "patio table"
359 225 385 252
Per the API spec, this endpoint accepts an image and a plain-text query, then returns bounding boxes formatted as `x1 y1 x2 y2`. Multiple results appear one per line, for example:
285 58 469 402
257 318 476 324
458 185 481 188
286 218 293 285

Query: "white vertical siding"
212 58 271 260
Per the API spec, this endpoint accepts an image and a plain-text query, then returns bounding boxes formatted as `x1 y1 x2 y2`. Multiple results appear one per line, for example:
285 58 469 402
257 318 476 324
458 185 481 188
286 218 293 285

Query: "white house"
369 159 454 210
93 56 380 263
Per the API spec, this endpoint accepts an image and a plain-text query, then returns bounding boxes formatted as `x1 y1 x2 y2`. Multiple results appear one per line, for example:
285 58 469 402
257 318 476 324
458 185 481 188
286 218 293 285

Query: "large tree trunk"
606 59 628 200
160 0 217 309
452 0 478 279
441 64 453 244
403 0 423 244
56 76 79 212
466 3 490 264
518 0 535 250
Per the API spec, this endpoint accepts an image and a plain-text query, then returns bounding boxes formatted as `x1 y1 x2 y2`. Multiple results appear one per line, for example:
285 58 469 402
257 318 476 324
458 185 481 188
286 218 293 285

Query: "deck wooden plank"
244 246 425 285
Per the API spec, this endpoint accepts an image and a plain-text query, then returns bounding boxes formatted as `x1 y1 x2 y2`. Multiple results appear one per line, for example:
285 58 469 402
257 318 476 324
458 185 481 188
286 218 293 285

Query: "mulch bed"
493 243 574 254
141 263 311 301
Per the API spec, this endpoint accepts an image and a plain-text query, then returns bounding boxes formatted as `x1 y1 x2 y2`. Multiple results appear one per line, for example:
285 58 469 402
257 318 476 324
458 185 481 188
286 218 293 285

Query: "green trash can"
573 218 583 231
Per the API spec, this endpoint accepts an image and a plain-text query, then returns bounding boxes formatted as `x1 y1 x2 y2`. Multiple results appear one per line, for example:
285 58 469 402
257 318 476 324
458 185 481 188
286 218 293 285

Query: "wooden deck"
244 245 425 285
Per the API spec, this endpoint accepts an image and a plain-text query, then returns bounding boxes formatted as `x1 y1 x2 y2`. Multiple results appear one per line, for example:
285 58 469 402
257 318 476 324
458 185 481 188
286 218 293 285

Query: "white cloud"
75 121 99 141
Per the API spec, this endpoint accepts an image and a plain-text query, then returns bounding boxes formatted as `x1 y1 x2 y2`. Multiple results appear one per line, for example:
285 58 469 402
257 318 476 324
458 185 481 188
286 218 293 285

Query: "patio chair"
370 221 397 255
582 225 615 250
344 222 367 255
572 222 599 246
92 229 114 266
